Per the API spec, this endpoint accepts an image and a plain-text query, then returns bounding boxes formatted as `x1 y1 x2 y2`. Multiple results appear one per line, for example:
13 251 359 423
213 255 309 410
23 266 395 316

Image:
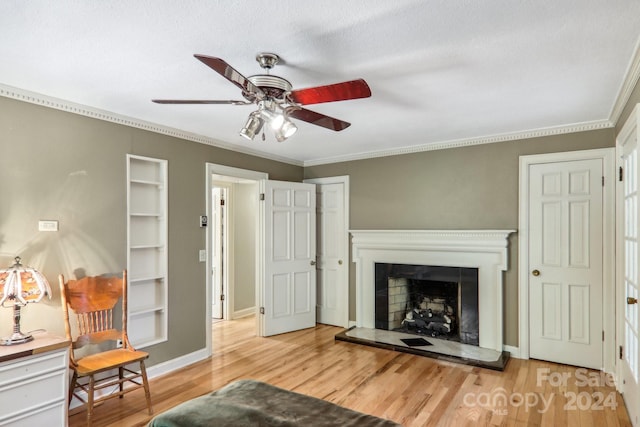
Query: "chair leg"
119 366 124 398
68 370 77 407
140 360 153 415
87 375 95 427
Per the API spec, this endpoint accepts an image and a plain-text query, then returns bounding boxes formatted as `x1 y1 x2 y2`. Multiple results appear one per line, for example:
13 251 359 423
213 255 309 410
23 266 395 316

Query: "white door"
211 186 225 319
306 179 349 327
528 159 604 369
259 180 316 336
620 134 640 426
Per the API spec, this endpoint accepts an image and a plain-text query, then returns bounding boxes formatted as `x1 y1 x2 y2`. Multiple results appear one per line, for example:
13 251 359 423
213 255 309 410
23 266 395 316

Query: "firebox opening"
375 263 479 346
394 279 459 340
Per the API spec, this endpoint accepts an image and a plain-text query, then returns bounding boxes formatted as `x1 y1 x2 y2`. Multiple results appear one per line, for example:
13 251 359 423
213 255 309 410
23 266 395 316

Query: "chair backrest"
59 271 131 351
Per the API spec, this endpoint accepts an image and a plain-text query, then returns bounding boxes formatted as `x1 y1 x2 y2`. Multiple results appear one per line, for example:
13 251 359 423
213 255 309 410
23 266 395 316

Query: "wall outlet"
199 250 206 262
116 339 123 348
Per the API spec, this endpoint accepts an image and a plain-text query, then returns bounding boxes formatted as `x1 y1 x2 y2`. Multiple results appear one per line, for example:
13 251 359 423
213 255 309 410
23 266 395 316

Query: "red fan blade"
194 54 264 96
152 99 250 105
288 79 371 105
287 107 351 131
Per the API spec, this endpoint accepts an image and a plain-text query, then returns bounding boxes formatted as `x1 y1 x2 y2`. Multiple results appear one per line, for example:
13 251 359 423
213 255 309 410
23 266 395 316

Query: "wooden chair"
59 271 152 426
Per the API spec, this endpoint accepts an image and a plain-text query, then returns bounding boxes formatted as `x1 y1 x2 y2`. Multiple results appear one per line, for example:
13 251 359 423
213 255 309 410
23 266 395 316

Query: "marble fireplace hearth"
337 229 515 370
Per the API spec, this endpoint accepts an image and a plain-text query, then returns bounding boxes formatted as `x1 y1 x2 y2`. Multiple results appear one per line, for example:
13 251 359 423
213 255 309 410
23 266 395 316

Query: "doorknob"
628 297 638 305
532 269 540 277
338 260 343 265
310 260 316 266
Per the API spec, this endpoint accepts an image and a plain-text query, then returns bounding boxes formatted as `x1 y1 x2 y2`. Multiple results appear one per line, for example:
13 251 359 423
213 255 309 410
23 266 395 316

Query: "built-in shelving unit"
127 154 168 348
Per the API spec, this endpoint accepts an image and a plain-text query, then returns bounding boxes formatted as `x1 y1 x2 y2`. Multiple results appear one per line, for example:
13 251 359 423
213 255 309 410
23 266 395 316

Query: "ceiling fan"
152 53 372 142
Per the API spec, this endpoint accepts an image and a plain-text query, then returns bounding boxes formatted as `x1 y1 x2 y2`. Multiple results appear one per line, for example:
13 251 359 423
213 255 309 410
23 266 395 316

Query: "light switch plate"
38 220 59 231
199 249 206 262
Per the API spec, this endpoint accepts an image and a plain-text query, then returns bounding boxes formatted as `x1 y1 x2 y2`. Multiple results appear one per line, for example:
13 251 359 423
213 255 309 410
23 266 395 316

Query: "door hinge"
220 294 225 301
259 307 265 314
220 199 225 206
259 193 265 201
620 345 624 359
620 166 624 182
602 176 605 186
602 330 604 341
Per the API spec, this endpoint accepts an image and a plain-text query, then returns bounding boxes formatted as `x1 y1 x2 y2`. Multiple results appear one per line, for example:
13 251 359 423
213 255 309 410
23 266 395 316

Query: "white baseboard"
232 307 256 319
503 345 521 358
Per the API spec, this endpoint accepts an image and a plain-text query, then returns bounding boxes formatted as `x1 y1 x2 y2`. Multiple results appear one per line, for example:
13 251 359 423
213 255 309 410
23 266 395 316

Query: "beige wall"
0 97 302 365
304 129 615 346
2 71 638 362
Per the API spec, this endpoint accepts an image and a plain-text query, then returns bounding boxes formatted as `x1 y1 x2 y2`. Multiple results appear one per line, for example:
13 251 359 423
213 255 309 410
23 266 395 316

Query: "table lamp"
0 256 52 345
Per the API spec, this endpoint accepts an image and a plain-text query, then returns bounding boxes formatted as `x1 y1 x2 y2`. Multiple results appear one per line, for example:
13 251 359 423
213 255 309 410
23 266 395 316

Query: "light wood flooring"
69 317 632 426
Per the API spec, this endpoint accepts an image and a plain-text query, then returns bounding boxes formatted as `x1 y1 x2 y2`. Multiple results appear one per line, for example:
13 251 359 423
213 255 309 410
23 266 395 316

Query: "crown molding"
0 84 304 167
0 83 619 169
609 37 640 125
302 119 613 167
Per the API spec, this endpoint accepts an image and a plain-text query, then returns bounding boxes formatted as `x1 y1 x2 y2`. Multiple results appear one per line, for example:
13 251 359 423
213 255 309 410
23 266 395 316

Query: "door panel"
529 159 603 369
260 180 316 337
313 182 348 327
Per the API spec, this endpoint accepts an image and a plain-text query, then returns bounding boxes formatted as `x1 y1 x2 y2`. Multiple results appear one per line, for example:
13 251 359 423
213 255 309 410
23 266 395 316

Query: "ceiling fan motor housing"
245 75 293 101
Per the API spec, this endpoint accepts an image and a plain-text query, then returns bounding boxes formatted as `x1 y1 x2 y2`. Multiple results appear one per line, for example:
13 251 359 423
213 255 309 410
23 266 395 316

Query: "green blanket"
148 379 401 427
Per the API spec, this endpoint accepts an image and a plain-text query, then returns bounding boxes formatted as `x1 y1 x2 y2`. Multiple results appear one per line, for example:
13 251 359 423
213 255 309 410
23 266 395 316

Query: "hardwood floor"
69 317 632 426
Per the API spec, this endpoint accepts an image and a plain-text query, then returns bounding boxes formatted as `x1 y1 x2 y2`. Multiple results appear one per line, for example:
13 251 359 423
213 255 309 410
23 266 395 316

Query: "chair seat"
76 348 149 376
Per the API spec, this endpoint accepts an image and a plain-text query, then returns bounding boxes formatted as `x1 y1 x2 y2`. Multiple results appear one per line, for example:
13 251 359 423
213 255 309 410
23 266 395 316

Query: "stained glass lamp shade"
0 257 52 345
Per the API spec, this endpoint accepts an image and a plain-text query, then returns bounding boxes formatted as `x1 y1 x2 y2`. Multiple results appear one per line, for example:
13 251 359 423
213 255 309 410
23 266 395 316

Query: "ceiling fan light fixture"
239 112 264 140
278 119 298 139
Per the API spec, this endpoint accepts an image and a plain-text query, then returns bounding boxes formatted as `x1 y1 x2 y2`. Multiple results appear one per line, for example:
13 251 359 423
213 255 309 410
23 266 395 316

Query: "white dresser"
0 334 69 426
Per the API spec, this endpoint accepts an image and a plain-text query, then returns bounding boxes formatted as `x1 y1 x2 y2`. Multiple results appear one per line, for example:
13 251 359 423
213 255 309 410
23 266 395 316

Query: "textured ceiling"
1 1 640 165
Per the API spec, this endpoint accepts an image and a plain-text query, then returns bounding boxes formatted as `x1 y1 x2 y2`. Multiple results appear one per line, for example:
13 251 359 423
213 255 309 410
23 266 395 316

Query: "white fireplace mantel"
350 229 516 352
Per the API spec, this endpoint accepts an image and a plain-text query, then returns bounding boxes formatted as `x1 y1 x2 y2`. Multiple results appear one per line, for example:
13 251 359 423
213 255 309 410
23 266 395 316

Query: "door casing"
518 148 615 374
205 163 268 356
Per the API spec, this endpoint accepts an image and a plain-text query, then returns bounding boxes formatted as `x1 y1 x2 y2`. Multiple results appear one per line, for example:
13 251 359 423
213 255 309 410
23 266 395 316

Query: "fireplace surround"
351 230 515 352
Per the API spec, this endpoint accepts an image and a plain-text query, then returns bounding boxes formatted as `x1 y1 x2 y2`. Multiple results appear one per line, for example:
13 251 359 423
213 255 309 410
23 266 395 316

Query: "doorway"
205 163 267 354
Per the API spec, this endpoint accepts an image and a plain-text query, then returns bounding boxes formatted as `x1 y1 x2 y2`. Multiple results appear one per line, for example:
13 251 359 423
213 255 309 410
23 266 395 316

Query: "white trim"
350 229 515 353
518 148 616 374
304 175 351 328
232 306 257 319
610 39 640 125
210 181 232 322
503 345 521 359
0 83 618 168
205 163 268 356
303 120 613 166
0 84 303 167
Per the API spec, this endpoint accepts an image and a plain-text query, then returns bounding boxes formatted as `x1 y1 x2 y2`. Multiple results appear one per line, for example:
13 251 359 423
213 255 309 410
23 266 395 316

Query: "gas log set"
398 294 457 338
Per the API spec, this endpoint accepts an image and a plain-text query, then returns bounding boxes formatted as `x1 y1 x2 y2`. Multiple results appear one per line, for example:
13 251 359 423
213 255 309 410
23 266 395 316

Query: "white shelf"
129 275 165 283
130 244 164 250
131 306 165 316
127 154 168 348
130 178 164 187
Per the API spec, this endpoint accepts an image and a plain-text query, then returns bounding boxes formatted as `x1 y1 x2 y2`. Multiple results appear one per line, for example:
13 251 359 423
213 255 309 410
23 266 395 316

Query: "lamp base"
0 331 34 346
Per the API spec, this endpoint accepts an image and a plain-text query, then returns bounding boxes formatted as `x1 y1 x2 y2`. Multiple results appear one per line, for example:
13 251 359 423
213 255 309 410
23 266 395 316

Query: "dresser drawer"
0 350 67 385
0 367 67 415
0 401 67 427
